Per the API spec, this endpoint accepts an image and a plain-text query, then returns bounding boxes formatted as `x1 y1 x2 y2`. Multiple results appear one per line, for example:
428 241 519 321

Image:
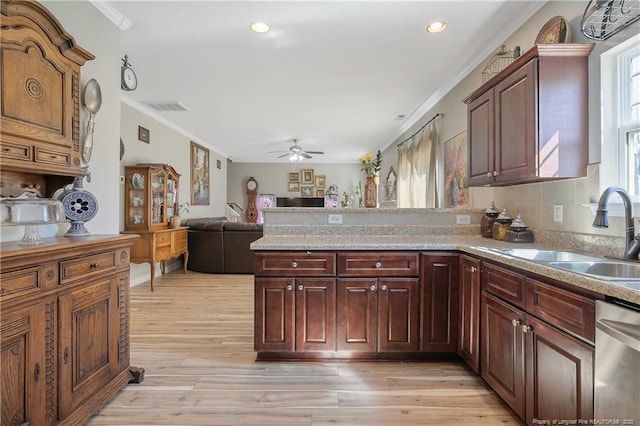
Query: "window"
601 34 640 201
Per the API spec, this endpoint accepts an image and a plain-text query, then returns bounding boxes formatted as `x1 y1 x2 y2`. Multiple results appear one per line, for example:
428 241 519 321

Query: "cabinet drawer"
0 266 44 299
156 232 172 247
482 263 525 308
172 229 188 251
337 252 418 277
34 147 71 166
255 252 336 276
60 251 117 284
155 245 172 261
526 278 595 344
1 141 31 160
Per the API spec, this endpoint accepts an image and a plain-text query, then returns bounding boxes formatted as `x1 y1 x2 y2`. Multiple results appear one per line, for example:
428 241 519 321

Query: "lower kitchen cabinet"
420 253 459 352
254 277 336 353
458 254 481 372
336 277 420 352
481 273 595 424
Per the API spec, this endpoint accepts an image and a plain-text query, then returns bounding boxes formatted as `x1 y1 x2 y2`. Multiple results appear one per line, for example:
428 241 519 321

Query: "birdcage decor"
481 45 518 84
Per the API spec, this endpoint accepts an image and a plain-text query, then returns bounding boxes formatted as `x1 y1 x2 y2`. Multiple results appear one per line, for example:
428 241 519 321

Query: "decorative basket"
482 45 517 84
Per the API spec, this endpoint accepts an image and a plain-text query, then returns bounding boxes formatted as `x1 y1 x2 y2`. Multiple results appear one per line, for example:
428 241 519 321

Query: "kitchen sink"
548 261 640 280
489 248 603 262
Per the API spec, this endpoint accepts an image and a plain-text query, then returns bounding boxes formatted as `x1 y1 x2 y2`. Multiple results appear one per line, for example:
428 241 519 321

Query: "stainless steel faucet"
593 186 640 260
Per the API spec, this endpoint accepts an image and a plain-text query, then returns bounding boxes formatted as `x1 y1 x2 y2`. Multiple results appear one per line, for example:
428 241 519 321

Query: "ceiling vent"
142 101 190 112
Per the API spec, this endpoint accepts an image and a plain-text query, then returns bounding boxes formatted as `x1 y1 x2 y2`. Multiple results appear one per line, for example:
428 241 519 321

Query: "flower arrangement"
360 150 383 177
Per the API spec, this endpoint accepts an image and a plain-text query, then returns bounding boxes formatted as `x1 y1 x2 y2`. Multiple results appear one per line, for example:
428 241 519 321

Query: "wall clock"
121 55 137 91
245 177 258 223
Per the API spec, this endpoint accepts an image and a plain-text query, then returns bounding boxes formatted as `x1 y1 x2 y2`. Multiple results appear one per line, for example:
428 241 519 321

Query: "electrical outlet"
328 214 343 224
554 205 563 222
456 215 471 225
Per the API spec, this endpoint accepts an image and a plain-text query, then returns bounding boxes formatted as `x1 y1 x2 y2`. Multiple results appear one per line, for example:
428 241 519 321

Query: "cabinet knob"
470 266 477 273
487 172 492 178
375 262 382 268
297 285 303 291
381 284 388 291
286 285 293 291
493 170 499 176
511 319 521 327
370 284 377 291
292 261 298 268
521 324 532 334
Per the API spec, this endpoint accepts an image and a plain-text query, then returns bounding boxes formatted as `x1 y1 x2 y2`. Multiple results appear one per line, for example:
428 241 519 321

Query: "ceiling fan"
268 139 324 161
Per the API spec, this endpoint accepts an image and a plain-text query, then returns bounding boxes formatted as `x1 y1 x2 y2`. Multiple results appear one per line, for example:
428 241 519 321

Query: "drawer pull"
470 266 477 273
381 284 388 291
512 319 521 327
90 262 98 269
370 284 377 291
286 285 293 291
297 285 303 291
375 262 382 268
0 288 3 295
493 170 499 176
521 324 532 334
487 172 492 178
34 363 40 381
64 348 69 364
292 261 298 268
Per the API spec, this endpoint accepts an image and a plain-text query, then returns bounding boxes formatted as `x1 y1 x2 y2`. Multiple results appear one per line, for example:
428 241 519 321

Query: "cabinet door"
481 292 526 419
295 278 336 351
525 315 594 424
467 89 495 186
421 254 459 352
254 278 295 352
494 59 537 184
1 301 52 425
378 278 420 352
458 255 481 372
337 278 377 352
58 278 121 419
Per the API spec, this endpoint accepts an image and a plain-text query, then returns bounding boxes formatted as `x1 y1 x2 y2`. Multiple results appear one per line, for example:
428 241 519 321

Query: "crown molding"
89 0 133 30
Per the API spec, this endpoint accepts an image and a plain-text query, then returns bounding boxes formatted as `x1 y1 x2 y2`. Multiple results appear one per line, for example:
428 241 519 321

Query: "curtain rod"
396 113 444 147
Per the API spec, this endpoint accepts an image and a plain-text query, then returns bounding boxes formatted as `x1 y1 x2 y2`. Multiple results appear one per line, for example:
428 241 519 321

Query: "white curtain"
397 122 439 208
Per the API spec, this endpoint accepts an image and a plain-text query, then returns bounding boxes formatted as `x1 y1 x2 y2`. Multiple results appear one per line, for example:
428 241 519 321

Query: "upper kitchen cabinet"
464 44 593 187
1 0 94 177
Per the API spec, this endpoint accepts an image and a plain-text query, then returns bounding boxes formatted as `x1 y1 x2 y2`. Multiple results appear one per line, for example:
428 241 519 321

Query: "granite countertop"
251 235 640 305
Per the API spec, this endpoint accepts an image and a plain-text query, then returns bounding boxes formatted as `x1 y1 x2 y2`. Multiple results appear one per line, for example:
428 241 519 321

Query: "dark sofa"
182 217 263 274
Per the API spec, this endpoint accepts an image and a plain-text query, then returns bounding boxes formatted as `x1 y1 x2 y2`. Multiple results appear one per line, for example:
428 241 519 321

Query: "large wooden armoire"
0 1 139 424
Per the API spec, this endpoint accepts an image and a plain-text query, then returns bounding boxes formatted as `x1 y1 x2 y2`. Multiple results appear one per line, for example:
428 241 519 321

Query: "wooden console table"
122 227 189 291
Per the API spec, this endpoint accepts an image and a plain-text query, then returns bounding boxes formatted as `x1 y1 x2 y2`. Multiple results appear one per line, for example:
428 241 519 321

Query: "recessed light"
250 22 270 34
426 21 447 33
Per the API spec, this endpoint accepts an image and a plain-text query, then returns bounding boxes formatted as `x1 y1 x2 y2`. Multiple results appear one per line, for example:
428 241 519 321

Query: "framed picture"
301 185 314 197
443 131 468 208
190 141 210 205
138 126 150 143
301 169 314 185
314 175 326 188
316 189 325 197
288 172 299 182
288 182 299 192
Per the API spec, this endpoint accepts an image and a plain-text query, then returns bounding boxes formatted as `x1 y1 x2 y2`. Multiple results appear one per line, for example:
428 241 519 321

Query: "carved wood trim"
118 275 129 365
45 300 55 422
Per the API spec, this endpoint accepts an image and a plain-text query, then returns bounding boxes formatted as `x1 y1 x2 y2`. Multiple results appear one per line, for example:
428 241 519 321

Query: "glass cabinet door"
128 171 146 227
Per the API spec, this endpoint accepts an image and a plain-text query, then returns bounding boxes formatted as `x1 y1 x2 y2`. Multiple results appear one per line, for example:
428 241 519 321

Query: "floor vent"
142 101 190 112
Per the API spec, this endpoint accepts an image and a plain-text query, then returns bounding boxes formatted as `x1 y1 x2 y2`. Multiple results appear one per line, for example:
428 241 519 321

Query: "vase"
57 167 98 236
169 216 182 229
364 175 378 208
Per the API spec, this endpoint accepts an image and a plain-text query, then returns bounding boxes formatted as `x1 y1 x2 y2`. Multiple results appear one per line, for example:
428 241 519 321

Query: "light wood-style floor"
89 271 521 425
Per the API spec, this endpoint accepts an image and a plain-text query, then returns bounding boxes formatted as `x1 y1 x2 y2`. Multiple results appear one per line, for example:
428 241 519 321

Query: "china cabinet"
122 164 188 291
124 164 180 231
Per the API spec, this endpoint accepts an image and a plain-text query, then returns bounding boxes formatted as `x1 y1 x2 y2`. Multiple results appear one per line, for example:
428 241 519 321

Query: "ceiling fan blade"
277 153 290 158
301 152 312 159
303 150 324 155
268 150 289 153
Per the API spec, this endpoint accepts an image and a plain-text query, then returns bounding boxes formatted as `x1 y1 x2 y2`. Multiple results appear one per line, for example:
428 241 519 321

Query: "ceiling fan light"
250 22 270 34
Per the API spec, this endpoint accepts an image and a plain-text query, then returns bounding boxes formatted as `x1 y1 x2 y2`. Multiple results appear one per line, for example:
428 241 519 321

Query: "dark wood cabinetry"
458 254 481 372
420 253 459 352
480 261 595 423
465 44 593 186
1 236 137 425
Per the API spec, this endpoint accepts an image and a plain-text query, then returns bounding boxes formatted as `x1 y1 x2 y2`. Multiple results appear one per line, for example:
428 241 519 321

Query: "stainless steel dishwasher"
594 298 640 424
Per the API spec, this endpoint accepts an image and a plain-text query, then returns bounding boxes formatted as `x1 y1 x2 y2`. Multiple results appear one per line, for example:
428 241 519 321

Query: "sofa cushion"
182 217 227 231
223 222 263 232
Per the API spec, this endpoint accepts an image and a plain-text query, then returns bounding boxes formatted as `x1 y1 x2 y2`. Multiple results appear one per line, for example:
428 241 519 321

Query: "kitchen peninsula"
251 207 640 425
